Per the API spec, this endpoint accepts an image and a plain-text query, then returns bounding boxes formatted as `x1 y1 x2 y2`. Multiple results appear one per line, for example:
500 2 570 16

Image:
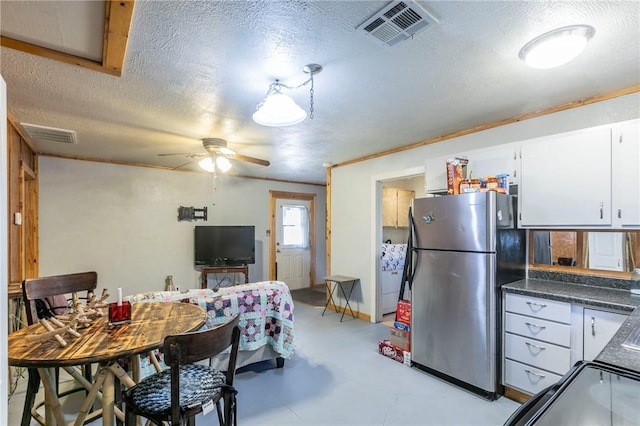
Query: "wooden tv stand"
199 265 249 289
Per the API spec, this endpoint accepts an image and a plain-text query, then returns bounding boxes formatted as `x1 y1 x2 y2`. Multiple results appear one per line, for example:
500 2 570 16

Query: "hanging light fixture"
519 25 595 69
253 63 322 127
198 155 232 173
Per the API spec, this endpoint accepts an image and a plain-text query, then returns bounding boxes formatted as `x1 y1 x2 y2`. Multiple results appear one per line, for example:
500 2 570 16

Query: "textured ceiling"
1 0 639 185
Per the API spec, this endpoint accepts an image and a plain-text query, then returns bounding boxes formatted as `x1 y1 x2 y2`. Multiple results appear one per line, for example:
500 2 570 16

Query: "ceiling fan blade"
158 153 192 156
231 153 270 167
171 159 198 170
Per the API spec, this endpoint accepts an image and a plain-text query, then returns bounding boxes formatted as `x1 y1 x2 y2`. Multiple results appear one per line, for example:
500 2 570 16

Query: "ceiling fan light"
519 25 595 69
252 92 307 127
215 155 232 172
198 157 216 172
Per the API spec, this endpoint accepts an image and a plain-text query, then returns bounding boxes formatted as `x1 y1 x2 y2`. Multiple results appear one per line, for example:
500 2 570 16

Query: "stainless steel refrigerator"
410 191 525 400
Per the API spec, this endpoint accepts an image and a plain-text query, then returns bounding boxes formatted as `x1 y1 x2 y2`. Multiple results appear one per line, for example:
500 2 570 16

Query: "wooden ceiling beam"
102 0 135 75
0 0 135 77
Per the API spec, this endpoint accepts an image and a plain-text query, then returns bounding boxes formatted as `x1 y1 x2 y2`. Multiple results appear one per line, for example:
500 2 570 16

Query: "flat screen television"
194 225 256 267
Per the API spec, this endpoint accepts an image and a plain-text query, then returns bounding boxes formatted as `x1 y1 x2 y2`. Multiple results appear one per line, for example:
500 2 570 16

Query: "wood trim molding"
333 85 640 169
325 166 332 277
0 0 135 77
504 386 531 404
268 191 317 289
325 303 370 322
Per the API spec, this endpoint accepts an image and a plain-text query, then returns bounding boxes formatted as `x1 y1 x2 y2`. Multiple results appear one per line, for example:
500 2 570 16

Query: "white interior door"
276 199 311 290
588 232 625 271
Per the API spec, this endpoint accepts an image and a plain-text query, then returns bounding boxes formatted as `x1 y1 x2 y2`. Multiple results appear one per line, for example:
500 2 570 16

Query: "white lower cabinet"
504 294 572 395
503 293 628 396
583 308 628 361
504 359 563 396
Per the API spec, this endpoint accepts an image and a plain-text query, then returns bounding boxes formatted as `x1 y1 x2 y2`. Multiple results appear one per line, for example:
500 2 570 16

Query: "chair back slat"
22 271 98 325
163 314 241 366
163 314 241 425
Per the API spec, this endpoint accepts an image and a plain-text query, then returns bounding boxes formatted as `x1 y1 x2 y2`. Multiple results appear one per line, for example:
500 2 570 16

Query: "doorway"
269 191 316 290
372 167 425 322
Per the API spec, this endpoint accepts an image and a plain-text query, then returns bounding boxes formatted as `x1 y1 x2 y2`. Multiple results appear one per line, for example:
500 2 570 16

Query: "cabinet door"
583 308 627 361
424 155 448 193
520 126 612 227
467 142 520 186
382 187 397 227
612 119 640 227
396 190 414 227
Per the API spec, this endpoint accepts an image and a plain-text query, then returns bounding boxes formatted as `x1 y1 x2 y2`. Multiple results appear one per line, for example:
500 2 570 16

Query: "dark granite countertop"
502 278 640 313
502 276 640 374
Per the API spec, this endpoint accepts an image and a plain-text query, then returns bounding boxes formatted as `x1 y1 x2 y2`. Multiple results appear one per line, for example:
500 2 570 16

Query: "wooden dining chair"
20 271 98 426
124 315 241 426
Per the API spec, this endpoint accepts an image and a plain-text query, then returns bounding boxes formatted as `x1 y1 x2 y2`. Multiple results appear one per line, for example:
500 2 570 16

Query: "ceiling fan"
158 138 270 172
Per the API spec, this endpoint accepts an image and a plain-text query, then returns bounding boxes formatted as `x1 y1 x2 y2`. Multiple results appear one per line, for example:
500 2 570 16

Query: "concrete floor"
8 302 521 425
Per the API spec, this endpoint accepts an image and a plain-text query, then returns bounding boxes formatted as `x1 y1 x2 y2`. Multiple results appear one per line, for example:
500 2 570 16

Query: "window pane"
282 205 307 247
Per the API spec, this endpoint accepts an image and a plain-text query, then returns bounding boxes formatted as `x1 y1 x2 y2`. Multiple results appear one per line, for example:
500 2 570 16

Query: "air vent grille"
20 123 77 144
357 0 438 47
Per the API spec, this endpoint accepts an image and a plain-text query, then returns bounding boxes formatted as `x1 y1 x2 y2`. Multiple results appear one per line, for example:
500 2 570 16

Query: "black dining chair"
123 314 241 426
20 271 99 426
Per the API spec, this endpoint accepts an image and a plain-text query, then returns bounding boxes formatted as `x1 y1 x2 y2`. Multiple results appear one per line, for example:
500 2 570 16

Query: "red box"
379 340 411 366
396 300 411 325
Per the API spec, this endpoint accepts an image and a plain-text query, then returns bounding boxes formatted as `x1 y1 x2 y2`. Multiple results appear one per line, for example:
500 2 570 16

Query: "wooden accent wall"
7 118 38 297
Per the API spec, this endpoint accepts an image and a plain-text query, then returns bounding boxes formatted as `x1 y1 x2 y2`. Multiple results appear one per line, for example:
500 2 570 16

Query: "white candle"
117 287 123 306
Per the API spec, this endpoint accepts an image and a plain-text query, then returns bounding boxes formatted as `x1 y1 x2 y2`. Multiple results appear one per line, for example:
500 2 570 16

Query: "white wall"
331 93 640 321
39 157 326 297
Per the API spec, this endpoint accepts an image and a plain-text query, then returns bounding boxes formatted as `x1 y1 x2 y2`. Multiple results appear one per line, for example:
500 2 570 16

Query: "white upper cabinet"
424 155 448 193
424 143 520 194
466 142 520 186
519 126 613 227
612 119 640 227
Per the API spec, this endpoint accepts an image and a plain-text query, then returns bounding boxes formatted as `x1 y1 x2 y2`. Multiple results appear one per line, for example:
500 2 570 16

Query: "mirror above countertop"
530 230 639 277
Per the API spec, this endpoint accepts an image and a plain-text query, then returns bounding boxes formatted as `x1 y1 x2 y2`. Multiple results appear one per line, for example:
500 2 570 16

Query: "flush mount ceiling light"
519 25 595 69
252 63 322 126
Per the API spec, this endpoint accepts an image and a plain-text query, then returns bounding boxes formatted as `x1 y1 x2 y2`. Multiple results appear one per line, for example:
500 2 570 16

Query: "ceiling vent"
20 123 77 144
357 0 438 47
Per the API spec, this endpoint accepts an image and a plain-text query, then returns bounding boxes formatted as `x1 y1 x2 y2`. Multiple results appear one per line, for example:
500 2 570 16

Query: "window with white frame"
282 204 309 248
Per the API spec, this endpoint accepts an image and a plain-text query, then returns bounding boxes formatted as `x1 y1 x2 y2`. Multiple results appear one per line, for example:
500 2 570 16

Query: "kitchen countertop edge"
502 278 640 374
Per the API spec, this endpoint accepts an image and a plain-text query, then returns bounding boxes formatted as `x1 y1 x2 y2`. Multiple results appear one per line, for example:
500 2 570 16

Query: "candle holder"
108 301 131 326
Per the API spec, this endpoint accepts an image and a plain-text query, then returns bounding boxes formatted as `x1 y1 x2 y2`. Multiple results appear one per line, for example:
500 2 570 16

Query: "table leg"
321 280 338 316
338 280 357 322
37 368 65 426
102 364 115 426
74 367 107 426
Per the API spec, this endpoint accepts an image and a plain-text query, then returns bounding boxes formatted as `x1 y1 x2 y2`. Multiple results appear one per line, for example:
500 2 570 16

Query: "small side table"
322 275 359 322
199 265 249 289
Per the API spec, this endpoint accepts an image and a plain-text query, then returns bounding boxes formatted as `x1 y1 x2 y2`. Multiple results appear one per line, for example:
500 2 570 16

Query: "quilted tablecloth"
125 281 295 376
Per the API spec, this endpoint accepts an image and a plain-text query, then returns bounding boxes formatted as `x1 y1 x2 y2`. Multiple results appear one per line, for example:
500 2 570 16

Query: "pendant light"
252 64 322 126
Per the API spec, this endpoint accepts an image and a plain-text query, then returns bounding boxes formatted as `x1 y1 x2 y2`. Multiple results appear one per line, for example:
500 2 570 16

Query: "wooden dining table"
8 301 207 426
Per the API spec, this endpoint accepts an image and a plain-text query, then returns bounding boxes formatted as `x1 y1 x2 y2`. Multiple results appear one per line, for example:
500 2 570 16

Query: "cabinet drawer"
505 293 571 323
504 333 571 375
504 359 562 396
505 312 571 347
